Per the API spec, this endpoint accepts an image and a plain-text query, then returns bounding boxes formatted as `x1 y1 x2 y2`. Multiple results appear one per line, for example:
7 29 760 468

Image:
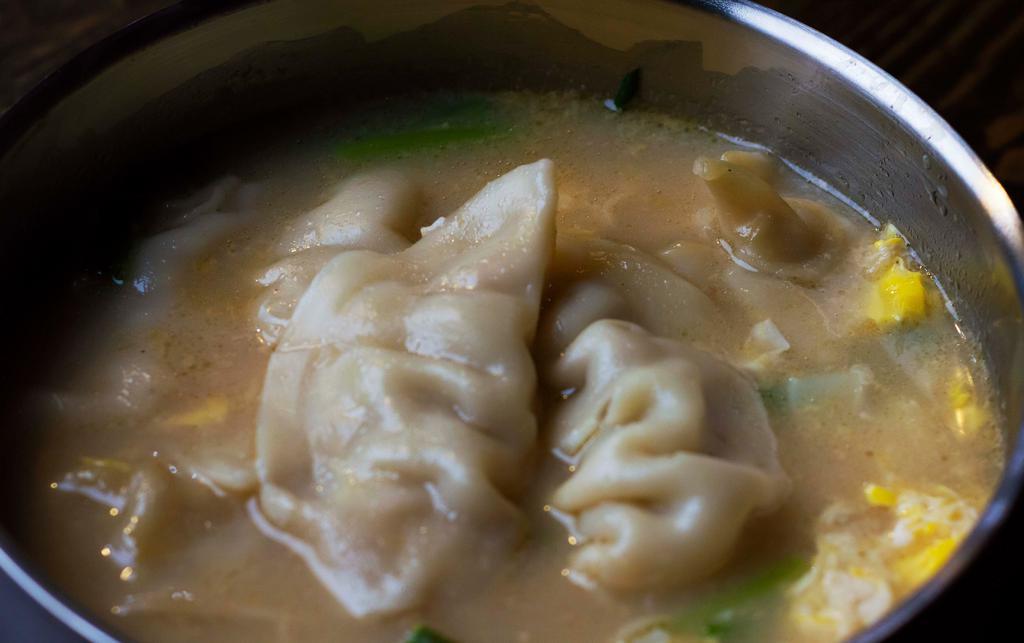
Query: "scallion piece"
335 94 511 161
605 68 641 112
404 625 456 643
667 555 810 639
336 124 506 161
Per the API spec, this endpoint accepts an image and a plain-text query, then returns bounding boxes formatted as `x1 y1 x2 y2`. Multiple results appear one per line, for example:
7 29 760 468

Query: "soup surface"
15 92 1003 643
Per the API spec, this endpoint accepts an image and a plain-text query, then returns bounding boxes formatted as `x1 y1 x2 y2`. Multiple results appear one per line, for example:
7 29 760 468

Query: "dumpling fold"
255 160 556 617
550 319 788 590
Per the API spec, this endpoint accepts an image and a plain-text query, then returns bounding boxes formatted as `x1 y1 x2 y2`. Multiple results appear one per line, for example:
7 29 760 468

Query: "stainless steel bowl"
1 1 1021 641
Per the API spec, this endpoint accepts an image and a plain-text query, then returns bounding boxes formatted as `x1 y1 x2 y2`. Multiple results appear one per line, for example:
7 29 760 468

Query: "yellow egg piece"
894 537 958 588
863 483 897 508
866 259 927 328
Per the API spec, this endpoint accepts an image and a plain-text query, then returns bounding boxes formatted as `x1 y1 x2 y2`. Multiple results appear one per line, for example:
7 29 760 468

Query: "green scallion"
404 625 456 643
606 68 641 112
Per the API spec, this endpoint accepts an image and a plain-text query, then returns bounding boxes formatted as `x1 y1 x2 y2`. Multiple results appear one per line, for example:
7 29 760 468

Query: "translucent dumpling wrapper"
255 246 345 347
545 232 722 347
549 319 789 590
537 280 629 357
274 169 421 256
720 149 779 184
129 176 259 305
47 177 263 419
53 456 238 582
658 238 726 288
255 160 557 617
693 155 845 283
721 264 843 365
256 170 421 346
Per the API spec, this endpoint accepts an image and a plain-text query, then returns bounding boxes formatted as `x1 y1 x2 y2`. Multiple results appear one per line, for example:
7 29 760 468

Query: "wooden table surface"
0 1 1021 642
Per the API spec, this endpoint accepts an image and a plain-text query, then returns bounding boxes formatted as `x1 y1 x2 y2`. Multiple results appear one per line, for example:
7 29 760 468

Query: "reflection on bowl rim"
0 1 1020 642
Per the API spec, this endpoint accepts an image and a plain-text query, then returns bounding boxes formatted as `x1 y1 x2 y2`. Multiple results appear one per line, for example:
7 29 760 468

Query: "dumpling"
256 170 421 346
721 264 842 365
693 154 844 282
128 176 259 320
274 169 420 255
255 160 556 617
45 177 262 419
54 457 212 570
163 175 263 224
720 149 779 183
549 319 788 590
658 237 727 287
537 280 629 356
546 232 722 346
255 246 345 346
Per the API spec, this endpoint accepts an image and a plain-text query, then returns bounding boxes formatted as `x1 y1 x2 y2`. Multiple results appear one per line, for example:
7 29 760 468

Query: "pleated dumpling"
275 169 420 255
255 160 556 617
541 232 722 351
255 170 420 346
550 319 788 590
693 153 845 283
